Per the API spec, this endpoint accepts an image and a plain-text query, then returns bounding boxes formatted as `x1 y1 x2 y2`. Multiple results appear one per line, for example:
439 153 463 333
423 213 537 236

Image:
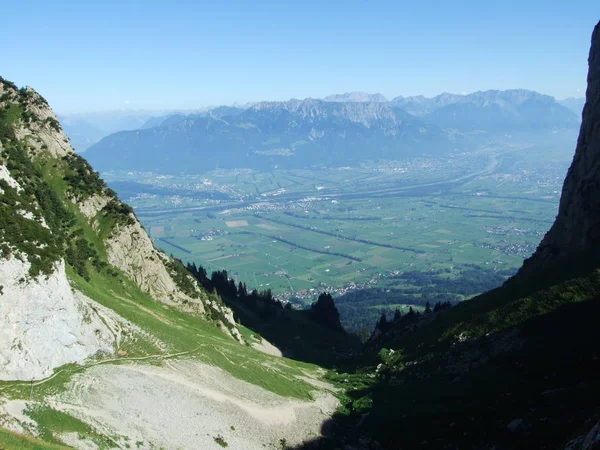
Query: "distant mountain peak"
387 88 579 131
323 92 388 103
558 97 586 115
390 89 556 114
245 97 406 128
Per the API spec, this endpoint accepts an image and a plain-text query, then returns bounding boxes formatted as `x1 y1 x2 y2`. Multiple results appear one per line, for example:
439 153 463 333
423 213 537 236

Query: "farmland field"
102 135 574 317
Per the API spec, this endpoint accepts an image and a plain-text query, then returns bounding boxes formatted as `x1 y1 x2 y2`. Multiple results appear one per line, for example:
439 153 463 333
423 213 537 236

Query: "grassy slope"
0 427 71 450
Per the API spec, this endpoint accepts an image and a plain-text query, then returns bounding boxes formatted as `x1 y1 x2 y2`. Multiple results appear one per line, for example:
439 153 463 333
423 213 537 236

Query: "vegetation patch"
213 435 228 447
0 136 73 277
61 153 108 201
100 198 136 228
25 404 118 449
0 426 70 450
165 257 201 299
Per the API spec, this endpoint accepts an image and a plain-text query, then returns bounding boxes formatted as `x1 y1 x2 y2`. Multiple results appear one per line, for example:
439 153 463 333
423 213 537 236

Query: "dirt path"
0 344 207 391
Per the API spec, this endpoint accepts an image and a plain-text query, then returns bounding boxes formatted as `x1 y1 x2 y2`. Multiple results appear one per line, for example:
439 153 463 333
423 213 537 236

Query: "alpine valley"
0 19 599 450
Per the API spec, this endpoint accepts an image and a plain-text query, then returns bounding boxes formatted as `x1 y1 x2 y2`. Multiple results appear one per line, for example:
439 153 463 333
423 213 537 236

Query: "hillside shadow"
184 264 362 369
223 297 362 369
291 287 600 449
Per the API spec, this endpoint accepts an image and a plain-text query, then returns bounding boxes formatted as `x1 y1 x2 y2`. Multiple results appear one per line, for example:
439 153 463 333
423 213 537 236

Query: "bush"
62 153 108 200
165 257 201 299
101 199 136 227
43 116 61 132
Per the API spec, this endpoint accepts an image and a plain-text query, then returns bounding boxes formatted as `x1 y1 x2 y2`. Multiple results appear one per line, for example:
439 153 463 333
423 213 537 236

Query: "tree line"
185 262 345 333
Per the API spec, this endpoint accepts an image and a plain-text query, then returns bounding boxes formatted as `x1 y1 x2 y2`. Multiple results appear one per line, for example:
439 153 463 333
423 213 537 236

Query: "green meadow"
103 142 571 303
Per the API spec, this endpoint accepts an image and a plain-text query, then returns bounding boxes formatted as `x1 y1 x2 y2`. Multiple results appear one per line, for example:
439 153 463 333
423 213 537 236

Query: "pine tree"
311 292 345 333
425 301 432 314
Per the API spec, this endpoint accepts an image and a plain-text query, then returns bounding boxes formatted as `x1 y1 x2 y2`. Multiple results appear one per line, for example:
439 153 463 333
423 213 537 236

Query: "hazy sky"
2 0 598 113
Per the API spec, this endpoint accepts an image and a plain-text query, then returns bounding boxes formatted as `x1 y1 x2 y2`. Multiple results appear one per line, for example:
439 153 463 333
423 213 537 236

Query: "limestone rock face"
0 259 116 381
3 86 73 159
106 218 202 308
518 22 600 277
77 193 110 220
0 164 20 191
105 220 242 337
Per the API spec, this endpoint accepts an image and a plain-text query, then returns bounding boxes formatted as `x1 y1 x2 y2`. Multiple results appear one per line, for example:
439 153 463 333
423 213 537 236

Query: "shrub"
213 436 228 448
43 116 61 132
101 199 136 227
62 153 108 200
165 257 200 299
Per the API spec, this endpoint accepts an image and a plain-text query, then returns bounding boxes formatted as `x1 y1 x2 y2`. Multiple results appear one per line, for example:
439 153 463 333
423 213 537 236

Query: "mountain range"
323 91 389 103
558 97 587 115
57 110 170 152
84 98 454 173
83 89 579 174
411 89 579 132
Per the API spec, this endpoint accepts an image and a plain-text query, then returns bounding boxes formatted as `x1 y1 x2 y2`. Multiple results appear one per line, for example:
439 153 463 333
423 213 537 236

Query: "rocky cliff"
0 154 117 380
518 22 600 278
0 78 240 381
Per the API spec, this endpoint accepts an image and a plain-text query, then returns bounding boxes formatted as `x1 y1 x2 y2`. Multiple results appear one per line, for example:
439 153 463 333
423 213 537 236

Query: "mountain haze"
85 98 451 173
559 97 586 115
57 110 166 152
84 89 579 174
323 92 389 103
391 89 580 132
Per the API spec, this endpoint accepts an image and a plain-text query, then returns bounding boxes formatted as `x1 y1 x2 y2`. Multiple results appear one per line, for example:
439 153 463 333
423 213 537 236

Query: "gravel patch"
252 338 283 357
48 359 338 449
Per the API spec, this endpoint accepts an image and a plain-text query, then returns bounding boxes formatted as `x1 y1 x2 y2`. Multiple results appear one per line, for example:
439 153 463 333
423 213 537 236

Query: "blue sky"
1 0 598 112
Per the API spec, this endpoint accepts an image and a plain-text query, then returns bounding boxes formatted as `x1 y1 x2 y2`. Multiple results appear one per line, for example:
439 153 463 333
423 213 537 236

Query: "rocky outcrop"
0 258 116 381
0 164 20 191
0 158 115 380
77 193 110 220
517 22 600 278
106 219 242 339
0 86 73 159
106 219 204 308
565 421 600 450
